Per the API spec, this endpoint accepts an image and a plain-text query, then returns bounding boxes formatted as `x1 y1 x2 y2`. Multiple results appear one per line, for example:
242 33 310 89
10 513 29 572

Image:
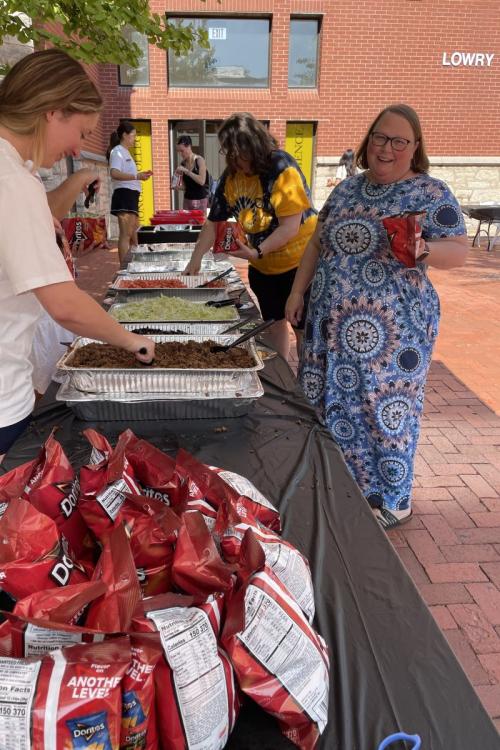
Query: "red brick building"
81 0 500 222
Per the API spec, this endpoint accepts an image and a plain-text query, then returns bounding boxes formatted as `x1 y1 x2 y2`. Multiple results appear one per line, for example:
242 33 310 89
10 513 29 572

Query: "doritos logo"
50 552 75 586
66 710 112 749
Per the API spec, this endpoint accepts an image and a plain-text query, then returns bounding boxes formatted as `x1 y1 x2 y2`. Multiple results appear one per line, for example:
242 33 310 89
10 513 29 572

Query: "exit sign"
209 27 227 41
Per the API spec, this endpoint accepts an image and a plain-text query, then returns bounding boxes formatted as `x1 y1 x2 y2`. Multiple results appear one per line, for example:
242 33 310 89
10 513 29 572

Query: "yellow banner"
285 122 314 187
129 120 154 225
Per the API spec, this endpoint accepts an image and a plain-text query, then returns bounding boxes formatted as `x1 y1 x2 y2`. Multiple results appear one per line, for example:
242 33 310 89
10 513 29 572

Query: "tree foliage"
0 1 210 68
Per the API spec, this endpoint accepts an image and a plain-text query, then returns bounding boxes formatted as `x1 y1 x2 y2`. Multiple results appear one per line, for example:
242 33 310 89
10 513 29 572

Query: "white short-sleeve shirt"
109 144 140 193
0 137 73 428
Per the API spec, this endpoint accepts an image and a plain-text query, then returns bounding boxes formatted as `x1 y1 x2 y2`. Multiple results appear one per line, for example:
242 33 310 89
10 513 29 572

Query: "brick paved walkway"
77 240 500 729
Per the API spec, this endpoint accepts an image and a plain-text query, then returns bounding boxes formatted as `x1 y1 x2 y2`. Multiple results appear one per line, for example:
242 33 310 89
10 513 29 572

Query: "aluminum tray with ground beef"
56 335 264 395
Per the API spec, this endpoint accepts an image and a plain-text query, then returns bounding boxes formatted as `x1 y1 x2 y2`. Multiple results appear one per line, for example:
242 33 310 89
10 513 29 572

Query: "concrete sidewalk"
76 240 500 729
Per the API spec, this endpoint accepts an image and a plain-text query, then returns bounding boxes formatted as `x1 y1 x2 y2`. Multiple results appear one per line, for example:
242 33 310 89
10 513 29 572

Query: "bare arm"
33 281 155 362
184 220 217 274
110 168 152 182
178 157 207 187
46 169 99 220
424 235 469 270
232 213 303 261
285 222 322 326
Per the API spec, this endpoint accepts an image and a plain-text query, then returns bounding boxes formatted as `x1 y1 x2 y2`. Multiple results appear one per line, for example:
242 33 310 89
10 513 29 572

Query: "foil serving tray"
122 322 245 335
108 298 240 324
125 259 234 274
56 335 264 395
110 272 232 293
132 249 196 263
56 373 264 421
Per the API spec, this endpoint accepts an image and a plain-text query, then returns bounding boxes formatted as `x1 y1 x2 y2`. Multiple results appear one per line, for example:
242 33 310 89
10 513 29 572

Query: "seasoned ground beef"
68 341 255 369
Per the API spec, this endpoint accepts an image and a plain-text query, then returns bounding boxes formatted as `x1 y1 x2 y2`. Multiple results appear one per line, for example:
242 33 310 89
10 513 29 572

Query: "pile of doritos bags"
0 428 329 750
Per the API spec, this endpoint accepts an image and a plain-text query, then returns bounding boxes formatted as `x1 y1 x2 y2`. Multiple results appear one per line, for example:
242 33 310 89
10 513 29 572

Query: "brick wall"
95 0 500 210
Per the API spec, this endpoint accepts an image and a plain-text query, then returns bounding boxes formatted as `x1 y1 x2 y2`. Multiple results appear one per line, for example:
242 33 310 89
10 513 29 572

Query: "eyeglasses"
370 132 413 152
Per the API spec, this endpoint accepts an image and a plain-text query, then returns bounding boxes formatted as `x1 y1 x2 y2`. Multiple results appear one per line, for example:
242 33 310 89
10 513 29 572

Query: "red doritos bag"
61 215 109 255
171 511 235 597
0 457 38 507
79 429 141 540
122 633 163 750
222 530 329 750
22 432 92 562
213 221 246 254
85 524 141 633
215 502 315 623
118 494 181 597
11 638 130 749
7 581 107 658
84 428 113 465
0 500 87 602
176 449 281 532
13 580 105 624
382 211 425 268
133 593 239 750
125 434 187 507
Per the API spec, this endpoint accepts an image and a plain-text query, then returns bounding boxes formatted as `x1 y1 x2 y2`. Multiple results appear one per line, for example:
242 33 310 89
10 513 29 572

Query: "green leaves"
0 0 210 66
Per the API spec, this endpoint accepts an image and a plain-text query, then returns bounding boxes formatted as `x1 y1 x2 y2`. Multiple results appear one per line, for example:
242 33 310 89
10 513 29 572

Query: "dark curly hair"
218 112 278 176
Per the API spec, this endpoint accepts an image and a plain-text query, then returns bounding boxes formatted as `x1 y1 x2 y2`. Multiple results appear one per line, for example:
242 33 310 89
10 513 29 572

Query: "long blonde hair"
0 49 103 168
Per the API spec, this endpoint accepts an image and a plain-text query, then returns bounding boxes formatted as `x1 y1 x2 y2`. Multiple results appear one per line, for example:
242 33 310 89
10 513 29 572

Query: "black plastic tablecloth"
3 358 499 750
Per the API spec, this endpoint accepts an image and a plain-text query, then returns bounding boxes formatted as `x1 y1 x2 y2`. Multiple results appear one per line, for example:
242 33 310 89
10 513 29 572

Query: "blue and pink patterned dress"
300 172 465 511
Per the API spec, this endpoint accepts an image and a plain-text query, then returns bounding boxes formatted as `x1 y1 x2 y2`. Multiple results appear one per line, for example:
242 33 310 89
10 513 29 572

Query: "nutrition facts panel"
0 659 41 750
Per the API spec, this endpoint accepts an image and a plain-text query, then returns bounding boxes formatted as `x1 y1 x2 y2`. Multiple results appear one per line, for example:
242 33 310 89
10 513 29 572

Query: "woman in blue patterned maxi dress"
285 105 468 529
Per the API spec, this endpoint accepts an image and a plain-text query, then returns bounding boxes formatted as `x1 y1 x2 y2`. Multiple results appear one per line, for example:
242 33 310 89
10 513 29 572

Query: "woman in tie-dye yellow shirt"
185 112 317 359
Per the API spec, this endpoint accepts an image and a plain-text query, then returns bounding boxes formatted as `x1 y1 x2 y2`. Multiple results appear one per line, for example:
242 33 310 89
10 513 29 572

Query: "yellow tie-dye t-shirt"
208 150 317 275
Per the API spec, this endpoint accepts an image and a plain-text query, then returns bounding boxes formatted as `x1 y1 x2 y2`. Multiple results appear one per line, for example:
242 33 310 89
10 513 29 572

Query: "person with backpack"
174 135 210 214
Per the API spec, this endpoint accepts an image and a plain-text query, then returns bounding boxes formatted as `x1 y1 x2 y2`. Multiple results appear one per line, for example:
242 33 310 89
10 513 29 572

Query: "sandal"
374 507 413 530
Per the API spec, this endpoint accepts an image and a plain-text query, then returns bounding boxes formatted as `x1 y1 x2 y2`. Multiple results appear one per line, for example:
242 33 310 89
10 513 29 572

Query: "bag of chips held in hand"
382 211 425 268
213 220 246 254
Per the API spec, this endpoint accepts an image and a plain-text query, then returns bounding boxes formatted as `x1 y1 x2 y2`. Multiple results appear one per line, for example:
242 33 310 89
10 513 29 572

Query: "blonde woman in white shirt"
0 49 155 459
107 121 152 268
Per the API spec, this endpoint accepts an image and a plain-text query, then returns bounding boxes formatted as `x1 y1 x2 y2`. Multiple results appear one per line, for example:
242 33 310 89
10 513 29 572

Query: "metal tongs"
195 267 232 288
210 319 275 353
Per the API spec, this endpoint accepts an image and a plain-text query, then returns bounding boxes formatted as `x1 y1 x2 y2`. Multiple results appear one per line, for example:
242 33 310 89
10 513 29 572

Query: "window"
288 18 319 88
168 17 270 88
119 28 149 86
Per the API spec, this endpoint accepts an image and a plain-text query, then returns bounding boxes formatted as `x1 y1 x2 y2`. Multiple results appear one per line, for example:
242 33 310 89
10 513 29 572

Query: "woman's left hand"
415 228 429 262
176 166 188 175
231 239 259 260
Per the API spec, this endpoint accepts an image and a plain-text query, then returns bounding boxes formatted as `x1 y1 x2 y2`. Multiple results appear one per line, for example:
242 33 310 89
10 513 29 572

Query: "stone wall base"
313 158 500 236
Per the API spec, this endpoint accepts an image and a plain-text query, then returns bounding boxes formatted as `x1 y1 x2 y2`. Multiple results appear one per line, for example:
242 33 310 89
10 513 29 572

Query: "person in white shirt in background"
0 49 155 461
326 148 357 188
107 121 152 269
